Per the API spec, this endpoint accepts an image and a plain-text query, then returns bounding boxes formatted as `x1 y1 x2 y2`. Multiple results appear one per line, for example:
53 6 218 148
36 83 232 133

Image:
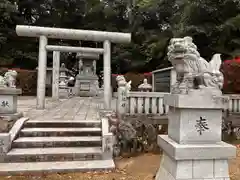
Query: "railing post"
101 117 114 159
116 83 127 118
116 76 129 118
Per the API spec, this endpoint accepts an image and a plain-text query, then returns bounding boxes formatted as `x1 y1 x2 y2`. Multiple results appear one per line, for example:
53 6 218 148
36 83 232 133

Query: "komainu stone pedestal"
155 93 236 180
0 88 22 114
0 88 23 132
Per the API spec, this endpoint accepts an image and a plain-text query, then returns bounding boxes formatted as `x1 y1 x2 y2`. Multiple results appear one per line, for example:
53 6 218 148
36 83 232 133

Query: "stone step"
12 136 102 148
5 147 103 162
20 127 102 137
0 159 115 175
24 120 101 128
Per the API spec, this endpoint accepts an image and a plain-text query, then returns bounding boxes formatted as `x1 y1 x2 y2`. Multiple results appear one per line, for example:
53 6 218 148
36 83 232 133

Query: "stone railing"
116 91 240 117
126 92 169 115
226 94 240 113
116 90 169 118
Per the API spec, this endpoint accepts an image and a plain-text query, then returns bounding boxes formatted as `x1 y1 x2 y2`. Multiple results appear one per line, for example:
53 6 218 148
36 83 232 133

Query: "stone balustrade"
126 92 169 115
227 94 240 113
116 90 240 118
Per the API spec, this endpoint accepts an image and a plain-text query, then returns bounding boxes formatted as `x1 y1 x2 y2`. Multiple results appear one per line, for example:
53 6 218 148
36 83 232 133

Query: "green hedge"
0 68 37 96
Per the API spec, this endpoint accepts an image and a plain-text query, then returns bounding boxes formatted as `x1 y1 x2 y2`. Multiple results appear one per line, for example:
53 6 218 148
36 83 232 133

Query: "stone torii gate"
16 25 131 109
46 45 103 100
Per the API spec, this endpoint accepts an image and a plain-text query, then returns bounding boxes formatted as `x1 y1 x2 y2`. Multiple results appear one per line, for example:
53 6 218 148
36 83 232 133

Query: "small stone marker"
155 37 236 180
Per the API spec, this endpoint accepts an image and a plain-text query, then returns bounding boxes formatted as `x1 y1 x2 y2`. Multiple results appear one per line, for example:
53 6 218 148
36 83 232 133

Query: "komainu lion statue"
0 70 18 88
0 75 6 87
167 36 224 95
116 75 132 93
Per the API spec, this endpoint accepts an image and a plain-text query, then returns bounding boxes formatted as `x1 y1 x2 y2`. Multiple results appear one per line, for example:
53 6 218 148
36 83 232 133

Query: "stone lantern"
59 63 69 98
138 78 152 92
59 63 68 87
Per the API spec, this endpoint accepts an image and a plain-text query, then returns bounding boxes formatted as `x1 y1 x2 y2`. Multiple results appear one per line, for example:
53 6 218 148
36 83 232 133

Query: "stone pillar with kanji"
155 36 236 180
116 75 131 119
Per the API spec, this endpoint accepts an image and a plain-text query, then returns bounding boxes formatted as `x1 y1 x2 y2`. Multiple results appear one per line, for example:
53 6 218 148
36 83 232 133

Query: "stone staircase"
0 120 115 175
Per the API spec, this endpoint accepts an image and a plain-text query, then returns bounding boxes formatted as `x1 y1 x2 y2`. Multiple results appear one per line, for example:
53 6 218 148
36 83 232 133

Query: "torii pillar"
52 51 60 100
16 25 131 109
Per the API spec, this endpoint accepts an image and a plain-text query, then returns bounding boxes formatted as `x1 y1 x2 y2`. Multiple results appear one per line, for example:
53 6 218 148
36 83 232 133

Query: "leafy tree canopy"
0 0 239 73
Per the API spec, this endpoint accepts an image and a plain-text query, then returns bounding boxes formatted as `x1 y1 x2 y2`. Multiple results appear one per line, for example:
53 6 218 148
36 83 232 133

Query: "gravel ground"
0 148 239 180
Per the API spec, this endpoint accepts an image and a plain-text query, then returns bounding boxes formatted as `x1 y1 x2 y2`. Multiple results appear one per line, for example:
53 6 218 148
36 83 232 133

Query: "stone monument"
155 36 236 180
0 70 22 132
59 63 69 99
74 52 99 96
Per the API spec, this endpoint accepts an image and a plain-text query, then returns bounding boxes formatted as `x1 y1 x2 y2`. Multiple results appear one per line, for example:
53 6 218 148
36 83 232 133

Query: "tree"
173 0 240 60
1 0 240 73
0 0 19 65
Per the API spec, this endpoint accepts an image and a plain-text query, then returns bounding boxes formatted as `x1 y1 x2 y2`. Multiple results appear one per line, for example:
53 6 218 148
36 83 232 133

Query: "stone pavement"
17 96 107 121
